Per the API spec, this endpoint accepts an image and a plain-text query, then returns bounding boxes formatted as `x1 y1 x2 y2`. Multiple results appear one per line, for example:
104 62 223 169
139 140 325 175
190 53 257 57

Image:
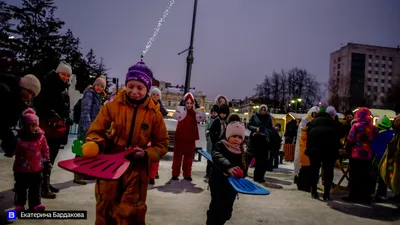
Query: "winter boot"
73 173 87 185
49 185 59 193
14 206 25 212
32 205 46 212
149 179 155 185
41 174 56 199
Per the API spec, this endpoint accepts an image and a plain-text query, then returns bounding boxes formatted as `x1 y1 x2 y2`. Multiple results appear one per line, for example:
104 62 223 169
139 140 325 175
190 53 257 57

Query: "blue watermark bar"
7 210 88 220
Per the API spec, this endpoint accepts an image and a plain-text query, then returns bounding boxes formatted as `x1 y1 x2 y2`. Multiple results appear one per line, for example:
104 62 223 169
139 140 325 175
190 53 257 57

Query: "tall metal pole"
184 0 198 94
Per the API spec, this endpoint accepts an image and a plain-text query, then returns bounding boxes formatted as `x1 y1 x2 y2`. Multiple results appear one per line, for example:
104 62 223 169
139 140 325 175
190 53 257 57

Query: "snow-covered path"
0 127 398 225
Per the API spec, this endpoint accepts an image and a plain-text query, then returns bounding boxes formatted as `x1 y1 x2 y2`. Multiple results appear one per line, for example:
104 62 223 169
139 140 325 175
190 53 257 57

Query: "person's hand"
227 166 244 178
133 147 145 159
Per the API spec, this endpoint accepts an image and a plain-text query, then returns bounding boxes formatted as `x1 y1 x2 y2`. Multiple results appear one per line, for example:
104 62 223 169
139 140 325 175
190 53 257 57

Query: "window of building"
375 55 379 59
388 80 392 84
388 88 392 93
367 86 371 91
375 78 378 82
338 64 341 69
381 87 385 92
368 70 372 74
369 55 372 59
334 59 336 63
382 79 385 83
333 66 335 71
375 71 379 75
338 57 341 62
389 57 393 61
375 63 379 67
368 63 372 66
382 72 385 76
373 86 377 92
389 72 392 77
168 101 171 106
382 56 386 60
367 78 371 82
389 65 392 69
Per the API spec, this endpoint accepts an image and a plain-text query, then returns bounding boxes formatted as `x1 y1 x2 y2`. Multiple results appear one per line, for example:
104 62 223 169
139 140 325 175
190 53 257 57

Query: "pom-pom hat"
22 108 39 125
225 121 246 141
126 61 153 91
93 75 107 88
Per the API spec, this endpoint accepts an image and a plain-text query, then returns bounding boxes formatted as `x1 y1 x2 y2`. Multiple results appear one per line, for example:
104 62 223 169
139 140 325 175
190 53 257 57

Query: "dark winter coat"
34 71 70 120
77 87 103 140
306 112 344 159
209 117 228 146
157 99 168 117
209 141 246 189
250 128 282 158
0 74 25 130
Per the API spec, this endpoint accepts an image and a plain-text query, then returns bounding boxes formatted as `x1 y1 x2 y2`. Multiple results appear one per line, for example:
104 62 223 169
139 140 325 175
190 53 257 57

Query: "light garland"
142 0 175 57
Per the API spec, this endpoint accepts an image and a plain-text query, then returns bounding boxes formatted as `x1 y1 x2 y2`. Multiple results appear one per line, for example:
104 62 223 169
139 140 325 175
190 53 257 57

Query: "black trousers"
348 159 373 200
206 181 237 225
254 153 269 181
297 166 312 192
206 161 212 177
310 155 336 194
14 171 42 208
244 152 253 176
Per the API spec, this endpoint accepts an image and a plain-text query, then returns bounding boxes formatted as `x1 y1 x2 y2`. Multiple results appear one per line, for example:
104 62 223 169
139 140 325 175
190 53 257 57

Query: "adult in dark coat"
34 61 73 199
0 73 41 157
306 106 344 200
245 104 273 175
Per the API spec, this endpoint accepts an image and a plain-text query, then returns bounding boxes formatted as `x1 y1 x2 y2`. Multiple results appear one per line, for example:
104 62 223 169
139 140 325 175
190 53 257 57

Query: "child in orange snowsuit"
86 61 169 225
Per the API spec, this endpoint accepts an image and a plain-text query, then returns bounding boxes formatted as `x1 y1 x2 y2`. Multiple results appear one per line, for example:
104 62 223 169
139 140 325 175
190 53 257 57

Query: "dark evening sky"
13 0 400 99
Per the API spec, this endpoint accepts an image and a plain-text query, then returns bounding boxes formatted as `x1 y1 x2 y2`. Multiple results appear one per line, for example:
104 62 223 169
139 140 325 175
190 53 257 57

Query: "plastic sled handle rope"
197 149 270 195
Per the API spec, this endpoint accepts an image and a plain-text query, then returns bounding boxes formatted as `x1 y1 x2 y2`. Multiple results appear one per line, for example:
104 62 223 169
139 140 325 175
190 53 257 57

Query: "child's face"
151 93 160 101
185 99 193 110
274 126 280 131
211 111 218 117
218 98 226 105
94 84 104 94
126 80 147 100
219 113 227 119
58 72 71 83
228 135 242 146
27 123 38 133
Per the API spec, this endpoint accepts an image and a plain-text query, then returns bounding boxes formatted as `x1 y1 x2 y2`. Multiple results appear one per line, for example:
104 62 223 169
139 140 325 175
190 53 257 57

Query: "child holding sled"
85 61 169 224
206 121 246 225
14 108 50 212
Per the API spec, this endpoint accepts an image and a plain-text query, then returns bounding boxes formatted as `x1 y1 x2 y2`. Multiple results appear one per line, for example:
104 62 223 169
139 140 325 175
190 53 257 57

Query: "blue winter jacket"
77 87 103 140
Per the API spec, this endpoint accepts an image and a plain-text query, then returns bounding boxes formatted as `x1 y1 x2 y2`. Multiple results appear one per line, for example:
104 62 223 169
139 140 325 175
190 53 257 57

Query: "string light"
142 0 175 57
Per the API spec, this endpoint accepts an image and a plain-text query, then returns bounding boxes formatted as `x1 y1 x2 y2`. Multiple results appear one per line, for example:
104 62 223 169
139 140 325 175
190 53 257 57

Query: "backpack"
73 99 82 124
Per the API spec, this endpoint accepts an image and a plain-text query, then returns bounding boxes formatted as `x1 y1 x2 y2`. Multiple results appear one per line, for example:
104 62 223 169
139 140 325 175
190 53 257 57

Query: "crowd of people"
1 51 399 224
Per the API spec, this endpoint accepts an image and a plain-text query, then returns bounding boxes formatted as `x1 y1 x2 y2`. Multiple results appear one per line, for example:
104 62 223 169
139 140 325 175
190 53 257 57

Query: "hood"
258 104 268 113
214 95 229 106
307 106 320 115
355 107 371 123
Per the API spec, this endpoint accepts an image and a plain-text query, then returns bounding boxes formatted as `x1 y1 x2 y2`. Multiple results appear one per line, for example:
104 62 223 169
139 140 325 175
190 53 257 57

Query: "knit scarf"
221 139 242 154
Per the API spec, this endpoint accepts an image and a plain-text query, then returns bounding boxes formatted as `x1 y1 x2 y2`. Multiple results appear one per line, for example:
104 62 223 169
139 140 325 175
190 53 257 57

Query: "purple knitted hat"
126 61 153 91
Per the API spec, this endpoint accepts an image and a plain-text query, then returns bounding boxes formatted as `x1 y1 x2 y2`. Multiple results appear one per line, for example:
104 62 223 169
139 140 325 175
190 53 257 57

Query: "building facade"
329 43 400 110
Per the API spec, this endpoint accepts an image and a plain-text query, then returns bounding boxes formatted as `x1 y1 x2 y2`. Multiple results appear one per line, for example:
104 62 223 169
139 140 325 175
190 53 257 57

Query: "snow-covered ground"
0 127 399 225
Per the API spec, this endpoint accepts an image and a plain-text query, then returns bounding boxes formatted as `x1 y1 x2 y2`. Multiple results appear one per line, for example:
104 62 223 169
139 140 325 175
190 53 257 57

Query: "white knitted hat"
56 61 72 75
19 74 41 96
150 87 162 98
225 121 246 140
326 106 337 117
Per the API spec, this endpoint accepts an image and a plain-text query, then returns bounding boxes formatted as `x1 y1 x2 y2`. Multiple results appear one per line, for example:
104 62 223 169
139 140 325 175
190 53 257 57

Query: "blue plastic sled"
371 130 395 161
197 149 270 195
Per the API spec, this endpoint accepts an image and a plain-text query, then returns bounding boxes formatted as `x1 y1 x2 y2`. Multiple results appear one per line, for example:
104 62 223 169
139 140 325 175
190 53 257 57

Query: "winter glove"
228 166 244 178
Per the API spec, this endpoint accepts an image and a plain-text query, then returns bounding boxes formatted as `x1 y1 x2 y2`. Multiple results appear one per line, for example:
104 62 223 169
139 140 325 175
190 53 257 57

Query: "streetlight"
290 98 302 113
178 0 198 94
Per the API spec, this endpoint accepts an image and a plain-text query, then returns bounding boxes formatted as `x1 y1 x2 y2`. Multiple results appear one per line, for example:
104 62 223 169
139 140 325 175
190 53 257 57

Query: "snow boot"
73 173 87 185
32 205 46 212
41 174 56 199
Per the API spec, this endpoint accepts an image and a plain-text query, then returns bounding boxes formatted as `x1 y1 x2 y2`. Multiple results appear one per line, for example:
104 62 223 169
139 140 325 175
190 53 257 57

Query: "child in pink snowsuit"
13 108 50 212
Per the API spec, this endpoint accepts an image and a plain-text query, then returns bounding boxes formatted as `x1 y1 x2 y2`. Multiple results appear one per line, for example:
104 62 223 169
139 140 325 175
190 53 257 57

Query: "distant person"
205 105 219 179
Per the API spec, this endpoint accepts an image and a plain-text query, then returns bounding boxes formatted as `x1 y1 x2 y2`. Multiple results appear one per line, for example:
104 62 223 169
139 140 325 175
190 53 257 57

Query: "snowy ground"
0 126 399 225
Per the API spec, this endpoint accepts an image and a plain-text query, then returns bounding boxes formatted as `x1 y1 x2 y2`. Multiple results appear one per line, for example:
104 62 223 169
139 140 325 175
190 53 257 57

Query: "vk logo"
6 210 17 221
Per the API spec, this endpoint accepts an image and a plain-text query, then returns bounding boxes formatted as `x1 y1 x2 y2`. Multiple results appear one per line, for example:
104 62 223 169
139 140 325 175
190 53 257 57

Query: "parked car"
164 118 178 151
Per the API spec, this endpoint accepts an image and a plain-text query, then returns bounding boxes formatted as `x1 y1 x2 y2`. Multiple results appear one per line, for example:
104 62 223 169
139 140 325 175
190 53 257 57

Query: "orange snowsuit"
299 127 310 166
86 91 169 225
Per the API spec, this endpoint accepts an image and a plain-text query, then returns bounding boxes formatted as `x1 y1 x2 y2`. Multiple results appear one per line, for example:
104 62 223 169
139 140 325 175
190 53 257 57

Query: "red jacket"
175 109 199 142
13 128 50 173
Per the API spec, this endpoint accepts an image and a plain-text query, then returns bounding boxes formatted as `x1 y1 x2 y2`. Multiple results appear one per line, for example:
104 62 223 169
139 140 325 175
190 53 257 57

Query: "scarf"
221 139 242 154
